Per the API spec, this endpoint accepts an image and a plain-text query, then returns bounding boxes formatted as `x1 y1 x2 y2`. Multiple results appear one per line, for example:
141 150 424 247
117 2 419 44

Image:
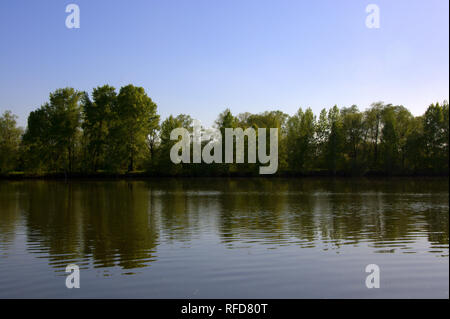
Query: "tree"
364 102 384 168
404 116 425 173
341 105 365 173
442 101 449 172
48 88 82 173
244 110 288 173
216 109 237 175
393 106 414 171
146 123 160 167
22 107 51 172
286 108 316 172
157 114 192 174
0 111 23 173
423 102 449 173
109 85 159 172
380 106 398 174
315 108 330 168
82 85 117 172
22 88 82 173
326 105 344 174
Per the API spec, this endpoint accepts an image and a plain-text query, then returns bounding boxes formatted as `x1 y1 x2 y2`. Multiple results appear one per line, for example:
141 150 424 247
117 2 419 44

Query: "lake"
0 178 448 298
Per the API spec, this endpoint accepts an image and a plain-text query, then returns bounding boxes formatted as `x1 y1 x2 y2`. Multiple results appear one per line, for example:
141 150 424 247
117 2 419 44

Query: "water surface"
0 178 448 298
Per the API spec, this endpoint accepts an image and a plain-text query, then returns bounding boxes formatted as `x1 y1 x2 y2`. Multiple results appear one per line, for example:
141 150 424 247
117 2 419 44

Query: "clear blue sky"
0 0 448 127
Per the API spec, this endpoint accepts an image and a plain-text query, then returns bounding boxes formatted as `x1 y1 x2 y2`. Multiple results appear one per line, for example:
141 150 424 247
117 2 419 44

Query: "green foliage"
286 108 316 172
423 101 449 173
1 85 448 177
156 114 192 175
82 85 116 172
326 105 344 174
0 111 23 173
107 84 159 172
22 88 82 173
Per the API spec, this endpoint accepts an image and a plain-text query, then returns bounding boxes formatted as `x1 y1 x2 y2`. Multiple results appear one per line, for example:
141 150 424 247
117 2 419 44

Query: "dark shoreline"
1 171 448 181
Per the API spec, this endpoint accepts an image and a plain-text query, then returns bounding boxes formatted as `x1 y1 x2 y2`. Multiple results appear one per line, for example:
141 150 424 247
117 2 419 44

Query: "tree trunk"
128 155 134 172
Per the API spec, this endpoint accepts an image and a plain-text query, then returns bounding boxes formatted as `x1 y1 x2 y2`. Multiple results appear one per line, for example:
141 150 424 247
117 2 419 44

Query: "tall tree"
22 88 82 173
109 85 159 172
244 110 288 172
0 111 23 173
380 106 398 174
364 102 384 168
157 114 192 174
82 85 117 171
423 102 449 173
22 107 51 172
47 88 82 173
315 108 330 168
393 106 414 171
326 105 344 174
216 109 237 174
341 105 364 173
286 108 316 172
404 116 425 173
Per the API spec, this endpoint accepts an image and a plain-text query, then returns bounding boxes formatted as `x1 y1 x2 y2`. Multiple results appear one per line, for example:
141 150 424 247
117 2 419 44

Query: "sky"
0 0 448 128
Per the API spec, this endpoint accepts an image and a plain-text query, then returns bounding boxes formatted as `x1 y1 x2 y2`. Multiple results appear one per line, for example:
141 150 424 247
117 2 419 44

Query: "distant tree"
341 105 365 173
49 88 82 172
380 106 398 174
286 108 315 172
423 102 449 173
0 111 23 173
404 116 426 173
315 108 330 168
146 123 160 167
22 107 50 172
82 85 117 172
215 109 237 175
244 110 288 173
364 102 384 168
326 105 344 174
216 109 237 132
157 114 192 174
108 85 159 172
22 88 82 173
393 106 414 171
442 101 449 172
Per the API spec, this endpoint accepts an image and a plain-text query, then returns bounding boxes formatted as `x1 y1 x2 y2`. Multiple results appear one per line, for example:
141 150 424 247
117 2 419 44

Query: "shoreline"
1 171 448 181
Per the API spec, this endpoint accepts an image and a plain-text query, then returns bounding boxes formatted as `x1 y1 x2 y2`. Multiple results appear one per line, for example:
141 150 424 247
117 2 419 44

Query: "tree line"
0 84 448 176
